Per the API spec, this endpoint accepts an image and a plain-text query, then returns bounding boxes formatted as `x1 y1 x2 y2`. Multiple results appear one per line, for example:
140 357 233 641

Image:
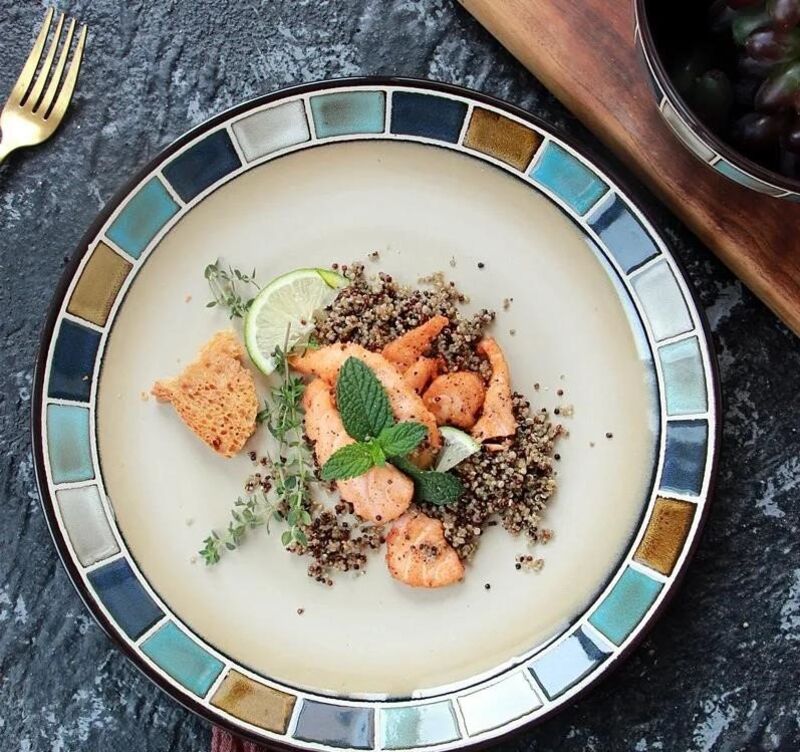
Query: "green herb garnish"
199 331 314 565
389 456 464 506
321 357 463 505
205 259 260 319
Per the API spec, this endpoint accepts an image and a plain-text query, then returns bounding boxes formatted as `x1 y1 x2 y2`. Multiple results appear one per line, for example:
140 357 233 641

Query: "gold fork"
0 8 88 166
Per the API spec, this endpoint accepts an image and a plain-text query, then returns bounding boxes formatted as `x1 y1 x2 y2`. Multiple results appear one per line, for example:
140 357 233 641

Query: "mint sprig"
390 456 464 506
336 357 393 440
321 356 463 506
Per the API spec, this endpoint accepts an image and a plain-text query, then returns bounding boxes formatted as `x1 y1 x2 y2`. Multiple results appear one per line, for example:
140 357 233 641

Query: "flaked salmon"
291 343 441 453
302 379 413 523
382 315 449 371
423 371 486 429
471 337 517 445
385 509 464 588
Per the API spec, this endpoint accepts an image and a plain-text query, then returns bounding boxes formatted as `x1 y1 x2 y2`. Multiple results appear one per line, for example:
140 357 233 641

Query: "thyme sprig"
199 328 316 565
205 259 260 319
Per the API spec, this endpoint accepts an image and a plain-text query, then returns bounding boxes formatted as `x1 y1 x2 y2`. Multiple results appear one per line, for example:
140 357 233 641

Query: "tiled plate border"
33 79 719 751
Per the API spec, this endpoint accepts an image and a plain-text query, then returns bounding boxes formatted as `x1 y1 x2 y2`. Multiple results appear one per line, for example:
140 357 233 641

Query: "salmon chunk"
471 338 517 445
152 331 258 457
386 510 465 588
302 379 413 523
403 357 441 394
423 372 486 429
382 315 449 371
290 343 441 452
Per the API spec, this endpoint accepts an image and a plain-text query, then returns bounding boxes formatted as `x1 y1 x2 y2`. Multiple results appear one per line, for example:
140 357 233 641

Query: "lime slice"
244 268 347 374
435 426 481 473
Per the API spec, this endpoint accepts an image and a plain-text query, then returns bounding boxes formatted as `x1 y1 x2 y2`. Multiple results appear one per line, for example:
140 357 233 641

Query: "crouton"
152 331 258 457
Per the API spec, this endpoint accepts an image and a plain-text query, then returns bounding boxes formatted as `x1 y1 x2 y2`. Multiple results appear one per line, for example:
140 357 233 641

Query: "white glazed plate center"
97 140 657 697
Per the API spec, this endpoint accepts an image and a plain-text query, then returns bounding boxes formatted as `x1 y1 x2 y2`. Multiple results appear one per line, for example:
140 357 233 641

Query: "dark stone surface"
1 1 798 750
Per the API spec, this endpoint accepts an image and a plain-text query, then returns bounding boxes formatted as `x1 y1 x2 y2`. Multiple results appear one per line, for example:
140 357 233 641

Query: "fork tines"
11 7 88 121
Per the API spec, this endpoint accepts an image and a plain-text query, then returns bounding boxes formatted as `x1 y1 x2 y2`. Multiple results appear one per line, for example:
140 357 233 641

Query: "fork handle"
0 139 17 166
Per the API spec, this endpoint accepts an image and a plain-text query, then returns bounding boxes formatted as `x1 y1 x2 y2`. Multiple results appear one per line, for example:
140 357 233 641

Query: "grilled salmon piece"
423 371 485 429
403 356 441 394
382 315 449 371
471 337 517 446
151 331 258 458
303 379 413 523
386 510 464 588
290 343 441 453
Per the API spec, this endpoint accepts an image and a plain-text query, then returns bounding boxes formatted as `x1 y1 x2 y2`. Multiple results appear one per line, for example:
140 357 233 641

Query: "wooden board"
460 0 800 335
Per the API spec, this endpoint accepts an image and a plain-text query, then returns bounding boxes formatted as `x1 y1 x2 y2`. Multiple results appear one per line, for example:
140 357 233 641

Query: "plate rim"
31 75 722 749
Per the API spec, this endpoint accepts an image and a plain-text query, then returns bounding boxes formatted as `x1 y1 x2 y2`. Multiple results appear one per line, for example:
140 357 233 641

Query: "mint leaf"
366 439 386 467
336 357 393 441
378 422 428 457
321 443 376 480
390 457 464 505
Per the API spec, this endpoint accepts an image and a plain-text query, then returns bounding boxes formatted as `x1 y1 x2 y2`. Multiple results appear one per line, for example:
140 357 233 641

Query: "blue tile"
588 195 660 273
530 628 610 699
390 92 467 143
310 91 385 138
295 700 374 749
48 320 101 402
87 558 163 640
141 621 224 697
46 404 94 484
659 337 708 416
106 177 179 259
529 142 608 215
589 567 663 646
163 130 242 202
661 419 709 496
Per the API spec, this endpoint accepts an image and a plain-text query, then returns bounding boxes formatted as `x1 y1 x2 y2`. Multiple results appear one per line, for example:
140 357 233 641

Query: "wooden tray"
460 0 800 335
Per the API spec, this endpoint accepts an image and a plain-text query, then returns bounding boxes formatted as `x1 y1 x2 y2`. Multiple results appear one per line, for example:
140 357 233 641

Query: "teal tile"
530 628 609 699
381 702 460 749
658 337 708 416
310 91 385 138
141 621 224 697
46 404 94 483
713 159 785 197
589 567 663 646
106 177 180 259
529 142 608 215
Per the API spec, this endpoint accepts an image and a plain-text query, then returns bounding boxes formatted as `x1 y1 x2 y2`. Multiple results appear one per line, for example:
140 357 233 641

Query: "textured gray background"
1 1 799 750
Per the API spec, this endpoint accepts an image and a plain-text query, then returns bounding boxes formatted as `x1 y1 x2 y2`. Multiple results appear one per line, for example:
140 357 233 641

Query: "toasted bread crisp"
152 331 258 457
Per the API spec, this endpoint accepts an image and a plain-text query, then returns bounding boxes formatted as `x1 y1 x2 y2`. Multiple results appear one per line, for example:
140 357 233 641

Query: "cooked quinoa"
296 265 562 579
313 264 496 378
423 394 562 561
299 508 385 586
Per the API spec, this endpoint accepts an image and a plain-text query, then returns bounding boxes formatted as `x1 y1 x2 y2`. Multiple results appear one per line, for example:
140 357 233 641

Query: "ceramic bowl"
635 0 800 200
33 78 720 749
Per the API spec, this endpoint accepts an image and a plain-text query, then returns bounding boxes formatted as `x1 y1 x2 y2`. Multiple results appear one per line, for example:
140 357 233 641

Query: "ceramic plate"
33 79 719 749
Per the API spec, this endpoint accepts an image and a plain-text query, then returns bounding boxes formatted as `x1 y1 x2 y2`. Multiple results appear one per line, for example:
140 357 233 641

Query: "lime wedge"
244 268 347 374
435 426 481 473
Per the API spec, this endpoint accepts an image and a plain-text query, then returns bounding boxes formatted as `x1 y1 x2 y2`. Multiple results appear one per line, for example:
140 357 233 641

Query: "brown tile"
211 670 296 733
464 108 542 170
634 498 696 576
67 242 132 327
